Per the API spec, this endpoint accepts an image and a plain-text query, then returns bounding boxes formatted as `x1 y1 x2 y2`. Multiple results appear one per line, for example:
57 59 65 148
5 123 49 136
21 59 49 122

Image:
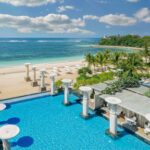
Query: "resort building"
90 82 150 141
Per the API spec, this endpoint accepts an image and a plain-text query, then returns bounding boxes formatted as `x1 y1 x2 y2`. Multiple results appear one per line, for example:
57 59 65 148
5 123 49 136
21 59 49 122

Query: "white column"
105 97 121 136
82 92 89 117
62 79 72 105
109 104 117 135
31 66 38 86
24 63 31 81
2 139 10 150
0 125 20 150
50 73 56 95
40 69 46 92
64 85 69 104
79 86 92 119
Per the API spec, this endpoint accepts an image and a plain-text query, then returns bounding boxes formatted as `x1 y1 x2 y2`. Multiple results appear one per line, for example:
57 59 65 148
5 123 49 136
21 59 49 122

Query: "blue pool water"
0 94 149 150
0 38 133 67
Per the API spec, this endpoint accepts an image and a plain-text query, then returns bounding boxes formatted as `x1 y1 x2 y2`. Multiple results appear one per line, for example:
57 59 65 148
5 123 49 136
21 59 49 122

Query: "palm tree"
96 52 105 71
85 53 93 69
142 42 150 65
103 49 111 63
91 55 97 72
119 53 143 76
111 52 121 66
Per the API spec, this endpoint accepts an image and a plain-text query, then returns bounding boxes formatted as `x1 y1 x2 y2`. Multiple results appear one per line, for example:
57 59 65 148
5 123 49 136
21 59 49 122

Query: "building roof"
127 85 149 95
100 90 150 117
90 83 107 93
91 79 119 92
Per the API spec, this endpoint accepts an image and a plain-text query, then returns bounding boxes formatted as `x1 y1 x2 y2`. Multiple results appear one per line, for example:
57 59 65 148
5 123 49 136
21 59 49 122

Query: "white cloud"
84 14 136 26
99 14 137 26
134 8 150 19
0 13 94 35
127 0 139 3
57 5 75 13
83 15 99 20
134 7 150 23
0 0 60 7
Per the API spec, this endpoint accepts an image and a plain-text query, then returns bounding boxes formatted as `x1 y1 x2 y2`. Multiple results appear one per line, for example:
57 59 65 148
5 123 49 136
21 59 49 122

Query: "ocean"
0 38 132 67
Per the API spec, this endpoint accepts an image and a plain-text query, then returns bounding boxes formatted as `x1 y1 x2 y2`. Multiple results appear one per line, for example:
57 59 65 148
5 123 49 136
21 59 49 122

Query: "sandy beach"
91 45 143 51
0 60 84 100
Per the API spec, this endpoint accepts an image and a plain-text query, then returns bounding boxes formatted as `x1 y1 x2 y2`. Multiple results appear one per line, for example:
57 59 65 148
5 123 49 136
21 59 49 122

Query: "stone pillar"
2 139 10 150
62 79 72 106
31 66 38 87
24 63 31 81
105 97 121 136
39 69 47 92
49 73 56 95
79 86 92 119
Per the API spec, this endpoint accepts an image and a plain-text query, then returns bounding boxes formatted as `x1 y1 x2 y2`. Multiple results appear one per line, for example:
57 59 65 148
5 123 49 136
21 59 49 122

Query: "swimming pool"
0 93 150 150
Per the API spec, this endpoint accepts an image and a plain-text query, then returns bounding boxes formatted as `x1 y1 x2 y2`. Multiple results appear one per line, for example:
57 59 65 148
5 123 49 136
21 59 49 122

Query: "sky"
0 0 150 38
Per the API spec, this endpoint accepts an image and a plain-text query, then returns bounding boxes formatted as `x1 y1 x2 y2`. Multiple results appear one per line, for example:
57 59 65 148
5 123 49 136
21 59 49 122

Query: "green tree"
99 34 150 48
103 49 111 63
119 53 143 76
85 53 93 69
96 52 105 70
111 52 121 66
143 42 150 64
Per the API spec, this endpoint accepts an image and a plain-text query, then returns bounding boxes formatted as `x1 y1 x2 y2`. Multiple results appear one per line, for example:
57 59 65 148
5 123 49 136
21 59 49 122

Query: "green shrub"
138 73 150 79
102 75 140 95
78 67 92 77
55 80 63 92
74 72 114 89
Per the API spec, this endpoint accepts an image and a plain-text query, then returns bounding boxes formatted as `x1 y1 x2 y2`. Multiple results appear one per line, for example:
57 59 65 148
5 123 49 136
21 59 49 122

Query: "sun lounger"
65 66 72 74
75 64 81 69
125 116 137 126
144 127 150 134
51 69 59 76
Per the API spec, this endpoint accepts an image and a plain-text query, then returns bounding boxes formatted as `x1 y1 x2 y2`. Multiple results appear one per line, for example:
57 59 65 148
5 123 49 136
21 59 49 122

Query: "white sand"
0 60 85 100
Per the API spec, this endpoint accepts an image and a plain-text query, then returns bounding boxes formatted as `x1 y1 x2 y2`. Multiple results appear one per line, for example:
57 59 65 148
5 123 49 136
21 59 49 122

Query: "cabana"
91 83 150 127
100 90 150 128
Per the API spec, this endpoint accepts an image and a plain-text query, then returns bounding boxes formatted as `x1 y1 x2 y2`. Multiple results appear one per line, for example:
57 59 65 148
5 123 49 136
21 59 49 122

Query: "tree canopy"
99 35 150 48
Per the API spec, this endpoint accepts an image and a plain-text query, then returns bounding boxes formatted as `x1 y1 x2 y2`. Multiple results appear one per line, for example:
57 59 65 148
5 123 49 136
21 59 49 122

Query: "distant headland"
99 35 150 48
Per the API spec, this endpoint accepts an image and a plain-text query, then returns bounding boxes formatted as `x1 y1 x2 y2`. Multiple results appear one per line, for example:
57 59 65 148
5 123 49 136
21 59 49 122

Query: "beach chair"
144 122 150 134
75 64 81 69
51 67 59 76
144 127 150 135
125 116 137 126
65 66 72 74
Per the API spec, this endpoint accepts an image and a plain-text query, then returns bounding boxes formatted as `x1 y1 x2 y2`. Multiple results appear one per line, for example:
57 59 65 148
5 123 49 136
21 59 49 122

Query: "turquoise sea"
0 38 133 67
